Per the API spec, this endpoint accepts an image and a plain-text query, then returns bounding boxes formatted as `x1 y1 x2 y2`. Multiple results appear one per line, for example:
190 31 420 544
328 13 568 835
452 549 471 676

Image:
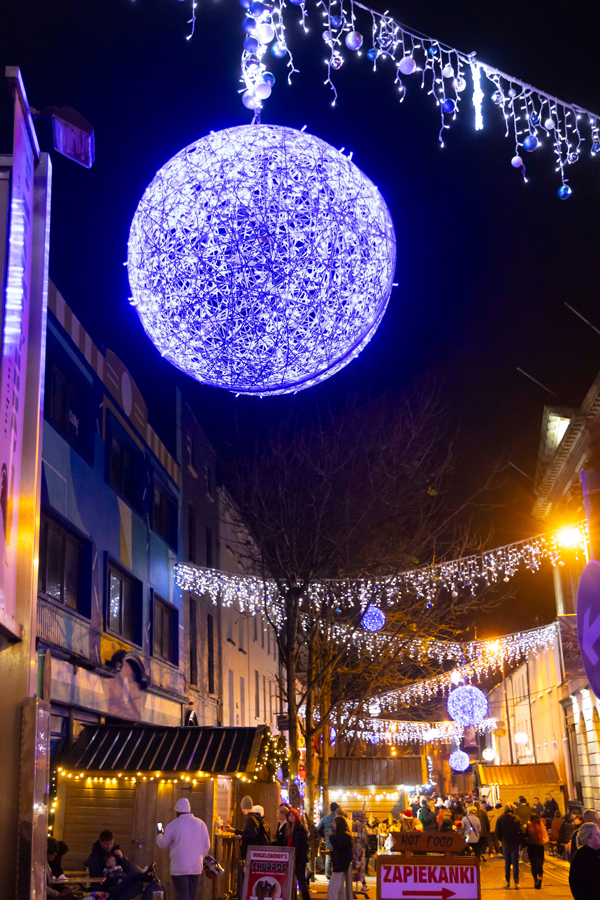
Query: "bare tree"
220 388 502 818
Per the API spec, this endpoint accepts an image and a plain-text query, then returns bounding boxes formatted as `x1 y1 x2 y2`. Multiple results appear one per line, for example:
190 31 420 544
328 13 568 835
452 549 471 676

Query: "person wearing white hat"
157 796 210 900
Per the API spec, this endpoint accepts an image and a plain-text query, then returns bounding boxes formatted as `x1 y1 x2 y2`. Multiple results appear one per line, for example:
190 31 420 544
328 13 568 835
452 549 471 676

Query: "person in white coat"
157 797 211 900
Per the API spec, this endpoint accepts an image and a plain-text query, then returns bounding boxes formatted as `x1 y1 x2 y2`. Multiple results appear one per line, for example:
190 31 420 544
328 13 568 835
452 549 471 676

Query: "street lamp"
555 525 583 549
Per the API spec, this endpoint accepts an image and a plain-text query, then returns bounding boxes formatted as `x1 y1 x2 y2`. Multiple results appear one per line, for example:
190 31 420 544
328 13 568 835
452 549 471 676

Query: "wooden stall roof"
477 762 561 787
329 756 425 787
60 724 266 774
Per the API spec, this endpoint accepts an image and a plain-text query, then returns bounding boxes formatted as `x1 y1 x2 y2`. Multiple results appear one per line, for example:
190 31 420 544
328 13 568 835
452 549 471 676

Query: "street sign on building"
577 560 600 697
378 855 480 900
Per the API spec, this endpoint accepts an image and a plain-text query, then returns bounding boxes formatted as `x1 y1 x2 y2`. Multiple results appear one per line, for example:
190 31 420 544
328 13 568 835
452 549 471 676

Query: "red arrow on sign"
401 891 456 899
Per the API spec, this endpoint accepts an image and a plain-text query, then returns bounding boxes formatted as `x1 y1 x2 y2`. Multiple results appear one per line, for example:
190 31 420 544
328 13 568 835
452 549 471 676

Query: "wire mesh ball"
127 124 396 395
361 604 386 632
447 684 488 726
449 749 470 772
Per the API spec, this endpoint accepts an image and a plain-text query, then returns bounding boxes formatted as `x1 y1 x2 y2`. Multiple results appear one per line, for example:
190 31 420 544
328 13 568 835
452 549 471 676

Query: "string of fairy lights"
175 520 587 624
326 714 497 745
176 0 600 198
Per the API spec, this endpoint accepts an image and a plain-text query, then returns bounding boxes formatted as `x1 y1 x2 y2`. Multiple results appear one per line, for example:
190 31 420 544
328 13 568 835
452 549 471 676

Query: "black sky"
2 0 600 635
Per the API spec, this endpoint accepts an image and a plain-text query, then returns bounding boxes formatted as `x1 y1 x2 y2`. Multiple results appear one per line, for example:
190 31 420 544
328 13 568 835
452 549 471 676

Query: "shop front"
328 756 427 820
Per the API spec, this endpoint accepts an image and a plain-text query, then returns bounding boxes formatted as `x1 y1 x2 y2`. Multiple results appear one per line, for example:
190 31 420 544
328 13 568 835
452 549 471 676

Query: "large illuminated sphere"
449 750 470 772
361 604 386 632
447 685 488 726
127 124 396 395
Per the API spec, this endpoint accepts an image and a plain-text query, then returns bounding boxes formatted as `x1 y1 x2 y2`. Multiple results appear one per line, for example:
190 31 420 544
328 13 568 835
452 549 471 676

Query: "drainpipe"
581 467 600 561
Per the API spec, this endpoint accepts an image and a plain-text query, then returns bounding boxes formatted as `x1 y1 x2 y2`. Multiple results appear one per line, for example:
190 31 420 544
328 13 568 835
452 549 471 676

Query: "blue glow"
361 604 386 632
449 749 470 772
128 125 396 396
447 685 488 726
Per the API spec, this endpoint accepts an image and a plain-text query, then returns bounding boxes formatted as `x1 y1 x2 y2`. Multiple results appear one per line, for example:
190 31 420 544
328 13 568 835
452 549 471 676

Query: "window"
206 527 213 568
153 478 178 550
263 674 267 723
205 463 214 497
153 593 177 664
228 669 234 726
188 505 197 563
107 562 140 643
267 627 271 657
240 677 246 726
46 356 89 456
106 418 143 510
239 619 245 652
261 615 265 649
207 613 215 694
38 513 82 612
253 616 258 642
255 670 260 718
189 597 198 685
186 434 195 470
269 682 273 724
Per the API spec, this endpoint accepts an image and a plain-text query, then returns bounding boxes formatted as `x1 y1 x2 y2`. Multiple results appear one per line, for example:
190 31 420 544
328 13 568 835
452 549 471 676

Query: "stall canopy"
476 762 564 811
61 724 266 774
329 756 426 787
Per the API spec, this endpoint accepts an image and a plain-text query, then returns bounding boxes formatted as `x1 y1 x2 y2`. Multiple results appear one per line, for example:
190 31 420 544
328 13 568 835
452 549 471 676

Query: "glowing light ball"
361 604 386 632
482 747 496 761
127 124 396 396
447 685 488 726
449 750 470 772
514 731 529 746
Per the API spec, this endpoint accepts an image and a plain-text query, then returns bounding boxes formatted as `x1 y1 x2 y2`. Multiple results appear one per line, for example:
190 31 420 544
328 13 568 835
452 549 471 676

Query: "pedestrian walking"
543 793 559 829
474 802 490 862
418 798 438 833
569 823 600 900
570 810 600 861
275 807 310 900
461 808 482 860
317 802 340 881
156 797 210 900
495 803 525 889
328 815 353 900
487 803 502 855
515 797 532 826
524 813 548 890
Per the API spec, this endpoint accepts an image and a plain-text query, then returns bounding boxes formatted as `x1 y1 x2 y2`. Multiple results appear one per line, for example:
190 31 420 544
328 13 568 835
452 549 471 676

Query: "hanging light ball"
322 30 333 45
442 99 456 114
399 56 417 75
271 41 287 57
492 90 503 104
592 141 600 154
243 36 259 52
256 22 275 43
345 30 363 51
514 732 529 746
240 0 251 8
453 76 466 92
508 87 517 98
558 184 572 199
511 153 523 167
428 44 439 56
330 14 343 28
369 699 381 717
567 152 579 164
330 54 344 70
450 670 462 686
367 48 378 61
449 750 470 772
442 63 454 79
482 747 496 761
242 90 259 110
544 117 556 130
249 0 265 15
254 81 272 100
288 0 303 5
262 71 275 86
530 111 540 125
361 605 386 632
523 135 538 152
128 125 396 396
447 685 488 726
242 16 257 33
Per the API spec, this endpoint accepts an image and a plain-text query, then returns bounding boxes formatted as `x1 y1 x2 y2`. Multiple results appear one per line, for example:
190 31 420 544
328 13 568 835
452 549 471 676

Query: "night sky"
3 0 600 636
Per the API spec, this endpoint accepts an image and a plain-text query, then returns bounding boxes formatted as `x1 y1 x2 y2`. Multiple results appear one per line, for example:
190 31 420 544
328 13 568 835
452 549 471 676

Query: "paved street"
312 855 573 900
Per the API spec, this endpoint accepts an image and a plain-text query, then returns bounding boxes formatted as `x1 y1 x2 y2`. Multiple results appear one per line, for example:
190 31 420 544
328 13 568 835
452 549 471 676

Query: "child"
102 854 126 892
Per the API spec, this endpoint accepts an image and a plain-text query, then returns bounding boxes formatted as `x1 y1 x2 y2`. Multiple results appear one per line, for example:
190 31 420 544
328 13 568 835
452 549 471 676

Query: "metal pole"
525 659 538 763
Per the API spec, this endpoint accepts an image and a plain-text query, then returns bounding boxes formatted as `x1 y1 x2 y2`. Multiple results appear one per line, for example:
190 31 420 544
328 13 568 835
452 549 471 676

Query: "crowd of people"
45 788 600 900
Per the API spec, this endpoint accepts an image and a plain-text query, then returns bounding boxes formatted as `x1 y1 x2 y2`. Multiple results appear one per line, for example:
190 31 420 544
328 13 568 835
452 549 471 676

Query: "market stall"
328 756 427 820
476 762 565 811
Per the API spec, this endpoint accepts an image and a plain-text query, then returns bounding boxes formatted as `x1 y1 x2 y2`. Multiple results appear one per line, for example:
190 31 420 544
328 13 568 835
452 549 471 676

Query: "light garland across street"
336 715 497 745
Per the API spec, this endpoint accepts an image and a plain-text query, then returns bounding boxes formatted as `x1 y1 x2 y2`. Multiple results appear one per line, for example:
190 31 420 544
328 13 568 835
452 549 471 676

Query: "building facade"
40 283 187 759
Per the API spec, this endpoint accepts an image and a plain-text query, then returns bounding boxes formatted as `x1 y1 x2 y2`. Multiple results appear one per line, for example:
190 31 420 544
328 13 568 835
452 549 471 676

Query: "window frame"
44 340 94 463
152 473 179 552
152 590 179 667
38 507 91 618
105 413 144 513
105 557 143 647
207 613 215 695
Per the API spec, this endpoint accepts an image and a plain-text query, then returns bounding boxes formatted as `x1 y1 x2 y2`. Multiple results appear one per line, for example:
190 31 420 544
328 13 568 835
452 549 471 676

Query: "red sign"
242 847 295 900
378 858 479 900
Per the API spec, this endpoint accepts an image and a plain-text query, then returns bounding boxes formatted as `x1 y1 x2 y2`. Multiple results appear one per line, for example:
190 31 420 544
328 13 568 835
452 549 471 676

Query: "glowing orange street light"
555 525 583 548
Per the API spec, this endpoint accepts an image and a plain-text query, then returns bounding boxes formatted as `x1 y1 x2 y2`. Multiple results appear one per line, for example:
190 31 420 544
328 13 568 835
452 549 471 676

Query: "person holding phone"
157 797 210 900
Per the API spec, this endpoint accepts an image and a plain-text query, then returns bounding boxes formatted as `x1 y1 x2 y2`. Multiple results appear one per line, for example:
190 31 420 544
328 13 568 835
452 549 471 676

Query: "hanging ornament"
428 44 439 56
508 87 517 98
262 71 275 86
399 56 417 75
127 125 396 396
592 142 600 154
450 670 462 686
558 184 572 199
242 16 257 33
511 155 523 167
442 63 454 79
567 152 579 164
442 99 456 114
449 749 470 772
367 48 378 61
530 111 540 125
447 685 488 726
242 90 259 109
330 54 343 70
249 0 264 14
523 135 538 151
254 81 272 99
271 41 287 57
243 36 259 52
491 90 503 104
256 22 275 43
544 117 556 130
369 699 381 717
288 0 303 5
322 30 333 45
330 14 344 28
482 747 495 761
361 605 386 632
514 732 529 746
345 31 363 51
453 76 466 92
